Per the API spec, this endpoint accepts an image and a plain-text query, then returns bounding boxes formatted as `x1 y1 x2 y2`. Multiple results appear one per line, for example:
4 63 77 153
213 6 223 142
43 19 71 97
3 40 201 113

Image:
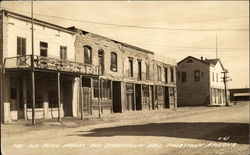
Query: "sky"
1 1 249 88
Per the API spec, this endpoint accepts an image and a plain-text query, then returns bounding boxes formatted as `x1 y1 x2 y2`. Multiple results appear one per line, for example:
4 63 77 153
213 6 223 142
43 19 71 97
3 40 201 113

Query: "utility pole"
216 34 218 59
31 0 36 125
221 70 230 106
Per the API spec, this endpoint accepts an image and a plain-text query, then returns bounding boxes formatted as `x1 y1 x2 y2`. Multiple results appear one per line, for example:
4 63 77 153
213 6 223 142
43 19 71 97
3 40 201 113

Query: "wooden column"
153 85 156 110
23 78 27 119
140 85 143 110
79 75 83 120
110 80 113 113
98 77 101 118
148 85 151 110
57 73 61 122
90 78 93 115
31 71 35 125
133 84 136 111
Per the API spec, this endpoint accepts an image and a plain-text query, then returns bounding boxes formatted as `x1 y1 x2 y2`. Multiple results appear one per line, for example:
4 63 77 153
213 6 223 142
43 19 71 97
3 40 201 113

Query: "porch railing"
4 55 99 75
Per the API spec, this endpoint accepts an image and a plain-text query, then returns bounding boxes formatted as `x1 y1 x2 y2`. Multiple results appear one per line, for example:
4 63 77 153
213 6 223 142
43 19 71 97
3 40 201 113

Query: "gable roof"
1 9 75 34
178 56 227 71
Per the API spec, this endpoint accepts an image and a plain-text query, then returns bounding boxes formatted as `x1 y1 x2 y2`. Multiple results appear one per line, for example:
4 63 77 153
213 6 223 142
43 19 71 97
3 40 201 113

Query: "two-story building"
177 56 228 106
1 10 99 123
68 27 177 115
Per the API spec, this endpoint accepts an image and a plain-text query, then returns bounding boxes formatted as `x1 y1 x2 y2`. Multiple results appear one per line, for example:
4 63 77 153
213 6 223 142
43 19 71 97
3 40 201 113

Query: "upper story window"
194 70 201 82
110 52 117 72
98 50 104 75
216 73 218 82
164 67 168 83
212 72 215 82
145 63 150 80
137 60 142 81
60 46 67 60
128 58 133 77
170 67 174 82
83 46 92 64
17 37 26 56
181 72 187 82
177 71 180 82
40 42 48 57
157 66 162 81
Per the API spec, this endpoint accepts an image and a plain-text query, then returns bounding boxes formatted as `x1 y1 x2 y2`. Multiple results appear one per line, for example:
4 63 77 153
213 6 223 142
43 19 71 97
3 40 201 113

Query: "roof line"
1 9 75 34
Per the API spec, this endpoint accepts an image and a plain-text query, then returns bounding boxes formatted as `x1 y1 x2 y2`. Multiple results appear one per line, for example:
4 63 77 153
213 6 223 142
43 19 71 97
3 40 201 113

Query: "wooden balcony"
4 55 99 75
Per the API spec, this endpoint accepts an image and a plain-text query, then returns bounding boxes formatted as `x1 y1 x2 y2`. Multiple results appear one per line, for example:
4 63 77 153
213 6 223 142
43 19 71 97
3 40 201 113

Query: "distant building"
177 56 229 106
229 88 250 102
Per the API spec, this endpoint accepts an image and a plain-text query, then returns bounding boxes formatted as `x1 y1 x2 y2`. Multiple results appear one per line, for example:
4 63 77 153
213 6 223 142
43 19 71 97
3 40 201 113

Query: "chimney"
201 56 203 61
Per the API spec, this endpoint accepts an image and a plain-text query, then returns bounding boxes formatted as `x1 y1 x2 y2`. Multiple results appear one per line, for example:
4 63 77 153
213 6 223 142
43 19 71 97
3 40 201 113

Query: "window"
194 70 201 82
40 42 48 57
216 73 218 82
83 46 92 64
212 72 214 82
142 85 149 97
170 67 174 82
101 79 111 99
165 67 168 83
169 87 175 96
10 88 17 99
181 72 187 82
17 37 26 56
157 66 162 81
49 91 58 108
145 63 150 80
110 52 117 71
98 50 104 75
177 71 180 82
60 46 67 60
128 58 133 77
92 78 99 98
138 60 142 80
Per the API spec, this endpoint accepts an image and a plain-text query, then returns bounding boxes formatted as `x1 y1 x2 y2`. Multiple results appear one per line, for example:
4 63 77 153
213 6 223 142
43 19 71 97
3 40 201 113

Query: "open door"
112 81 122 113
135 84 142 110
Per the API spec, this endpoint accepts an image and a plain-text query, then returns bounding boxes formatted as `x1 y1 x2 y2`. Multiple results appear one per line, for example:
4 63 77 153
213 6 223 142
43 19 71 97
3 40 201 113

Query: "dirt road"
2 102 249 155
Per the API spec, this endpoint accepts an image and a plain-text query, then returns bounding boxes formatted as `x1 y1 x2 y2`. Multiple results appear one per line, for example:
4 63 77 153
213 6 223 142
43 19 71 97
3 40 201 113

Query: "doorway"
165 87 170 108
112 81 122 113
135 84 142 110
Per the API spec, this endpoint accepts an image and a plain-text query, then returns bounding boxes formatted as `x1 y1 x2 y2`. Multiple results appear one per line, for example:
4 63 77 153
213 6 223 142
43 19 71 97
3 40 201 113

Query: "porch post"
98 77 101 118
110 80 113 113
140 85 143 110
79 75 83 120
23 78 27 119
31 71 35 125
133 84 136 111
148 85 151 110
57 72 61 122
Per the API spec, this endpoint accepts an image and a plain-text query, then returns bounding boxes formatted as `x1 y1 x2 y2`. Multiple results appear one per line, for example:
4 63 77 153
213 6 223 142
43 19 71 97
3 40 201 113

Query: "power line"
2 7 249 32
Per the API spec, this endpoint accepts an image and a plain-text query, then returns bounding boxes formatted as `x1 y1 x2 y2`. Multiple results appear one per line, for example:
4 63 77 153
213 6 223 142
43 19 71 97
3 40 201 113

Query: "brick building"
177 56 228 106
1 10 177 123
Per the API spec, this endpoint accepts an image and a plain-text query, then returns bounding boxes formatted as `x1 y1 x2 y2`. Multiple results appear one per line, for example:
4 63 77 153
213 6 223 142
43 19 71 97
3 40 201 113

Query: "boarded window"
40 42 48 57
169 87 175 96
142 85 149 97
157 66 162 81
146 63 150 80
194 70 201 82
170 67 174 82
110 52 117 71
17 37 26 56
102 79 111 99
128 58 133 77
181 72 187 82
92 78 99 98
60 46 67 60
83 46 92 64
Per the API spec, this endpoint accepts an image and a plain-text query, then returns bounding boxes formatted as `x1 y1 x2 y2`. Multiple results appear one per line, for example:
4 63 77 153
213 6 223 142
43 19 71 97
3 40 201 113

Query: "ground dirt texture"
1 102 249 155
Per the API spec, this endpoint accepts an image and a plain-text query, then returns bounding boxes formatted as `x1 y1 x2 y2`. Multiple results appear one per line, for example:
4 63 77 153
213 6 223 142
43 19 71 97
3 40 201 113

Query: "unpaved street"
2 102 249 155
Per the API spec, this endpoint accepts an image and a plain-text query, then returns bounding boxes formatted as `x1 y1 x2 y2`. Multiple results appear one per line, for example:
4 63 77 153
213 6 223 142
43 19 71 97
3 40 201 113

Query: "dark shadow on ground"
69 122 249 144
